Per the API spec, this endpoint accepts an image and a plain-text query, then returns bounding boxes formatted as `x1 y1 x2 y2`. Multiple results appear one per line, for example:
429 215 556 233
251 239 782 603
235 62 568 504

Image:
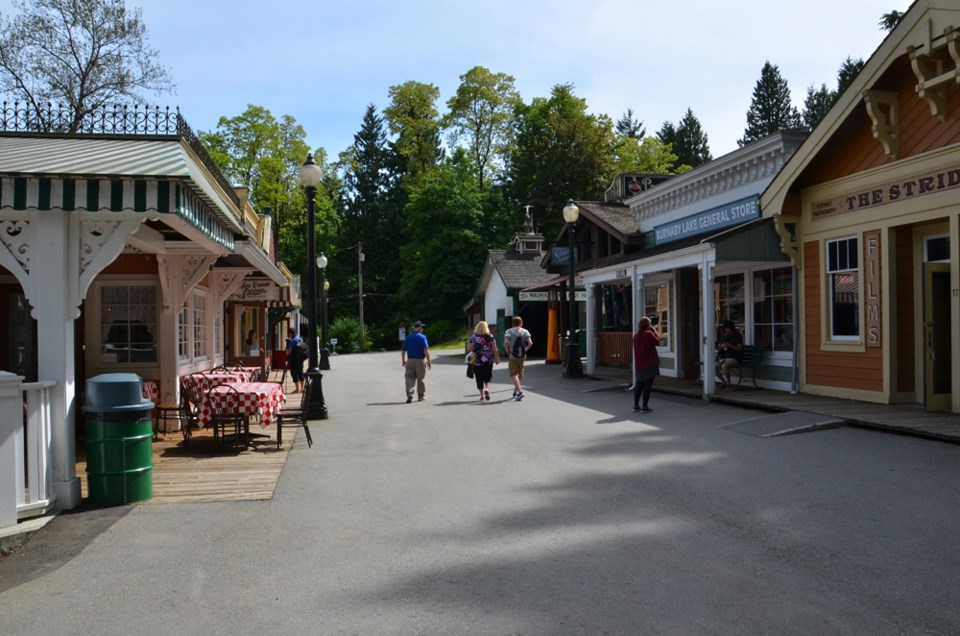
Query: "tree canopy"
657 108 712 171
0 0 174 132
738 61 802 146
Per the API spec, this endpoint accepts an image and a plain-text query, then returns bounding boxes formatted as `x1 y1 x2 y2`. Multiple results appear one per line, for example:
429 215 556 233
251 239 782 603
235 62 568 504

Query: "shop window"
600 284 632 329
827 237 859 340
193 292 207 358
925 236 949 262
644 281 672 350
100 285 158 364
753 267 794 352
714 273 745 336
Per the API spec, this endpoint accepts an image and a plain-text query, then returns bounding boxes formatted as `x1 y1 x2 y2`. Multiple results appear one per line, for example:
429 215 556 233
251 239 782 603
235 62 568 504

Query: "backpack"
296 339 309 360
511 331 527 358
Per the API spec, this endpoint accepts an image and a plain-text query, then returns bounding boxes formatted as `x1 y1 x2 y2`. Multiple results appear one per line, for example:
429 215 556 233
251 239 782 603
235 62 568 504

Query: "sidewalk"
586 366 960 444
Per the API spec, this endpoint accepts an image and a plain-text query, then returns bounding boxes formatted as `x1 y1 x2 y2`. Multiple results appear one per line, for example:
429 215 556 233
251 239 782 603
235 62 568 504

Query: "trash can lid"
83 373 155 413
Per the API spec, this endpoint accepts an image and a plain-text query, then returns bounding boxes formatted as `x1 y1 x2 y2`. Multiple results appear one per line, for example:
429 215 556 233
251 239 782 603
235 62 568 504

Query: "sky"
2 0 913 162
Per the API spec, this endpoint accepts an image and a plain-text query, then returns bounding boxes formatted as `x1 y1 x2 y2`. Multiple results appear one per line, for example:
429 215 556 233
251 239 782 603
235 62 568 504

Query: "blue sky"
2 0 911 161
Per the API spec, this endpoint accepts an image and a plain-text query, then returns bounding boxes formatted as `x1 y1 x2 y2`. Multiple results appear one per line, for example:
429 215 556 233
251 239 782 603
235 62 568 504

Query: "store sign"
812 166 960 220
653 195 760 245
864 230 881 347
519 291 549 301
551 245 579 266
229 279 279 301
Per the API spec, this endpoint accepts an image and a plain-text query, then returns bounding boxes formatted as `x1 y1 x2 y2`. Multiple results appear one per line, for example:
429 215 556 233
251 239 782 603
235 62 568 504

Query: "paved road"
2 352 959 635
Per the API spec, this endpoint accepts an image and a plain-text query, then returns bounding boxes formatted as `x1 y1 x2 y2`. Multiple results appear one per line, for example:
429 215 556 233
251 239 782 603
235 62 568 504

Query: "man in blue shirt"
400 321 432 403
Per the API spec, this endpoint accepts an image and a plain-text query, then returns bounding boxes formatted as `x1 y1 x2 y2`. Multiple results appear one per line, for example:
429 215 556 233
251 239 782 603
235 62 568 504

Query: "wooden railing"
1 375 57 530
598 332 632 368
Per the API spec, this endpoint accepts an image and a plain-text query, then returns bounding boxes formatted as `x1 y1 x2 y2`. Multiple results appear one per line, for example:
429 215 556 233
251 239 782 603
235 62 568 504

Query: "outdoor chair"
179 377 203 446
207 384 249 454
275 376 313 449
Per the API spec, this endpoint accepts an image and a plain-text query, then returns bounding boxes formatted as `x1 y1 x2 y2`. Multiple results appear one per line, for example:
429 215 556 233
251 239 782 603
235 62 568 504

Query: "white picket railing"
1 375 57 530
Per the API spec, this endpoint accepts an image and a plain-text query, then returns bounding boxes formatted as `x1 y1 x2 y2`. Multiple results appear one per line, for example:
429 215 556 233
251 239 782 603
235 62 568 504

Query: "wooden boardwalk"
76 371 301 505
590 370 960 444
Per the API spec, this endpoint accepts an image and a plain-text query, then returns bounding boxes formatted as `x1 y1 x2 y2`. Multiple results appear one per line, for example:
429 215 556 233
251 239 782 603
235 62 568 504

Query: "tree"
802 84 835 130
616 108 645 139
658 108 712 170
199 105 337 279
443 66 520 190
879 10 905 32
505 84 615 241
738 61 802 147
336 104 400 333
398 157 488 325
613 135 677 176
0 0 174 132
383 80 444 188
836 57 865 95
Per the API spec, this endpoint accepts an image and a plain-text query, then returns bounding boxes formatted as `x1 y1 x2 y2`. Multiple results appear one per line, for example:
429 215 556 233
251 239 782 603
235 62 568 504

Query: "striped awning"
0 175 234 249
0 136 244 246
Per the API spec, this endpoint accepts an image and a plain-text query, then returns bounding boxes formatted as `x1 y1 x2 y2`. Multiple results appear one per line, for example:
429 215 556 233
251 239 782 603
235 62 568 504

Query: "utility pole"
358 243 366 352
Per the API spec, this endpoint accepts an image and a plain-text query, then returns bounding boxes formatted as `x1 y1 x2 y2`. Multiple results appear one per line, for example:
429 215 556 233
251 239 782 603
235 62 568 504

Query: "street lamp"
298 155 327 419
563 199 584 378
316 253 330 370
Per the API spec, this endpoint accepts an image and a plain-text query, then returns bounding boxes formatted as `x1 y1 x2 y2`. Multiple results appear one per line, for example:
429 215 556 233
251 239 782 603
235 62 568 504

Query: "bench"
730 345 767 388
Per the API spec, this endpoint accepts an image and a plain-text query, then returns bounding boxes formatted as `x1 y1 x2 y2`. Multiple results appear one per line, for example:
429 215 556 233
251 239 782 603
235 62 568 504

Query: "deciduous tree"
0 0 174 132
443 66 520 190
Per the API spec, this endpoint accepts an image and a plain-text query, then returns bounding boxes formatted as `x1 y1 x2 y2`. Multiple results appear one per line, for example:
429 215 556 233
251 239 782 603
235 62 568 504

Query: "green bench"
731 345 768 388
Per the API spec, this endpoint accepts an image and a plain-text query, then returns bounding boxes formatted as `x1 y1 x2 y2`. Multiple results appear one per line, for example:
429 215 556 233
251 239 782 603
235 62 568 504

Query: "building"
0 105 295 520
761 0 960 413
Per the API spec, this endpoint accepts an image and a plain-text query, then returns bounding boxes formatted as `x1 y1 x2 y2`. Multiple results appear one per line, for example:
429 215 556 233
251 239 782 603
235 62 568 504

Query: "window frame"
90 279 160 371
825 236 861 342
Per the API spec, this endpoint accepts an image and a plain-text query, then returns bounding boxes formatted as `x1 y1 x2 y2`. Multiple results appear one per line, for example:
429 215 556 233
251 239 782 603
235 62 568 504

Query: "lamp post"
317 253 330 370
298 155 327 419
563 199 584 378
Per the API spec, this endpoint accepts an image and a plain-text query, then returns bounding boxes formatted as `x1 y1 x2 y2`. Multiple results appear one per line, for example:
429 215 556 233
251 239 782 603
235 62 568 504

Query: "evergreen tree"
802 84 835 130
337 104 401 337
738 61 802 146
673 108 712 169
879 10 905 32
616 108 645 139
837 56 865 95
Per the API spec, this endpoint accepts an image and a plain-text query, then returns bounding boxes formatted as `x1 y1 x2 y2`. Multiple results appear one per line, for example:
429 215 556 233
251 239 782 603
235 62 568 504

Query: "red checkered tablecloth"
197 382 285 428
187 372 249 394
208 367 259 382
141 380 159 403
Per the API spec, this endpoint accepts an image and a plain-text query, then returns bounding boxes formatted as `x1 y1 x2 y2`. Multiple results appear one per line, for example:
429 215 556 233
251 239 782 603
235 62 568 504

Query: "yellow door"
923 263 951 412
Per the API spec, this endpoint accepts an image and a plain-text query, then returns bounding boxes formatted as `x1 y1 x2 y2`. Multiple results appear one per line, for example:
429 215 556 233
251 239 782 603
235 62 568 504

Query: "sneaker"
479 396 485 403
418 396 425 402
633 405 641 412
515 391 524 401
484 390 490 401
640 407 653 413
406 395 413 404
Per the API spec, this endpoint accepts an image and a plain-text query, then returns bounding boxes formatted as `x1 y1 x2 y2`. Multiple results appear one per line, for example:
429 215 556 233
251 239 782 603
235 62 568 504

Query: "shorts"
508 358 525 379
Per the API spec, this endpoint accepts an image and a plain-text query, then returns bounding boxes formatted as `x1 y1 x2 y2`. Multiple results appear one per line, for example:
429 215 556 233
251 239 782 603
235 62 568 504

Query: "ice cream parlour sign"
812 166 960 220
229 279 279 301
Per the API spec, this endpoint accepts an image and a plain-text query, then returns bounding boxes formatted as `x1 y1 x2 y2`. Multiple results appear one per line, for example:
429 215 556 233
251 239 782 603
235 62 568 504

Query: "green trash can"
83 373 155 506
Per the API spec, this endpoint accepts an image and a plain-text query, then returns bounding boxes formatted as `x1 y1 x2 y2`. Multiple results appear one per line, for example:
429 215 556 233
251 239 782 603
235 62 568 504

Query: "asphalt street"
1 351 959 635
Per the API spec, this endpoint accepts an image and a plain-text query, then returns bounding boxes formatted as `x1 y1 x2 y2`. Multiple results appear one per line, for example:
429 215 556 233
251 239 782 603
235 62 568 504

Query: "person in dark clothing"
633 316 661 413
715 320 744 390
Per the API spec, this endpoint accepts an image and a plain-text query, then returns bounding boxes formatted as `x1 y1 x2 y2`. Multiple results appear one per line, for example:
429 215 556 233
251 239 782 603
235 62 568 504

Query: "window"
100 285 158 364
193 293 207 358
753 267 794 352
600 284 631 329
925 236 949 262
178 306 189 360
644 281 672 350
714 273 745 336
827 237 859 340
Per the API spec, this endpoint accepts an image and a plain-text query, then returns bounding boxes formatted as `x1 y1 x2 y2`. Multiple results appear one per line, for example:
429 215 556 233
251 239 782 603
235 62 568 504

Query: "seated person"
715 320 744 389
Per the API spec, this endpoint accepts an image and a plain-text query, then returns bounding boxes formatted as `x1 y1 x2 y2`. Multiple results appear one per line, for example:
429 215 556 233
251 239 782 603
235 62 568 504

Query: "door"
923 263 951 411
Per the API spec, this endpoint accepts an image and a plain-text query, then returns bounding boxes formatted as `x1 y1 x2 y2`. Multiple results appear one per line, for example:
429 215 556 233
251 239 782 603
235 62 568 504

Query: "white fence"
1 373 57 530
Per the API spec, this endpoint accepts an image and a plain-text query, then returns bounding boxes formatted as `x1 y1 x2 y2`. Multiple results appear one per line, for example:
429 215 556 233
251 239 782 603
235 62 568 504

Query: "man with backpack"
285 328 307 394
504 316 532 401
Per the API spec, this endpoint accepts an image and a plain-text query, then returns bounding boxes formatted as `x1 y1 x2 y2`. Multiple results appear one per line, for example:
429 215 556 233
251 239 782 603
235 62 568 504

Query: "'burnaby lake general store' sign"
653 196 760 246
